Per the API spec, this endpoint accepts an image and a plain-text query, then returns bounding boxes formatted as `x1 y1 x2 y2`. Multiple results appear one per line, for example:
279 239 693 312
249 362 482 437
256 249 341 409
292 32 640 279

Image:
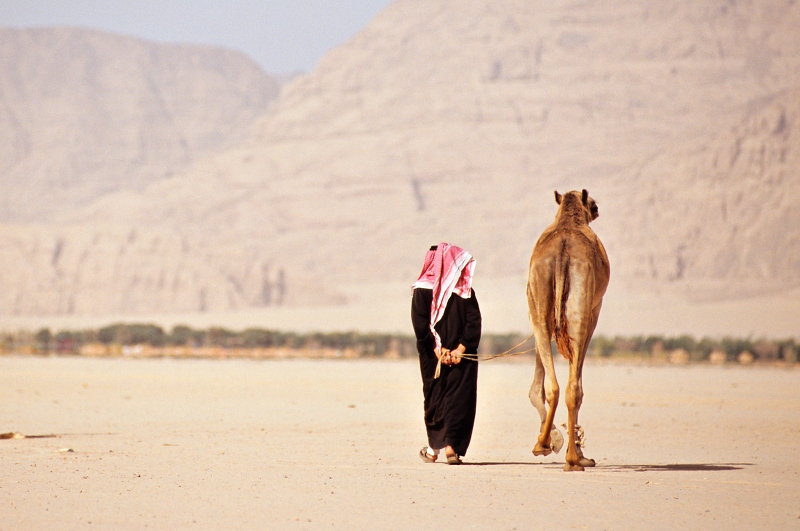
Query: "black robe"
411 287 481 456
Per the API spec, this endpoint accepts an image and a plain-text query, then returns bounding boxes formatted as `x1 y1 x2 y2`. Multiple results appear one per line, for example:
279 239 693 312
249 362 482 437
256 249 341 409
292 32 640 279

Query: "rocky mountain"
0 27 283 223
1 0 799 318
613 88 800 301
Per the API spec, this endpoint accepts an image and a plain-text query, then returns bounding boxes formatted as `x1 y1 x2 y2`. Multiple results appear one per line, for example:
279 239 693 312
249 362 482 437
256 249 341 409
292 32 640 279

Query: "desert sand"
2 355 798 530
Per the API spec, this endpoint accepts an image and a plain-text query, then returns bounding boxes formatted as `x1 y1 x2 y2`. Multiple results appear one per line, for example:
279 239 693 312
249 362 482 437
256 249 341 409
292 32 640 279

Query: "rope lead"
434 356 443 379
434 333 536 379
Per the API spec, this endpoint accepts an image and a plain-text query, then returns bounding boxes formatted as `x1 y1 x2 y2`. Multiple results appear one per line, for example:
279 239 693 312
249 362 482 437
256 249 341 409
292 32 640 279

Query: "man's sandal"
419 447 437 463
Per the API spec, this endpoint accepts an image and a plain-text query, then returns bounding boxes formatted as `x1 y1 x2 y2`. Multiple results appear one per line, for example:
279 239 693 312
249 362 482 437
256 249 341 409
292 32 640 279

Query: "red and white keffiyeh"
412 243 475 350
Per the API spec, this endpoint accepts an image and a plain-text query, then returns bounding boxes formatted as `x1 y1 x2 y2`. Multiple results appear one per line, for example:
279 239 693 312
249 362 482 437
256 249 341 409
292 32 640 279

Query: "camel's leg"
528 349 546 424
564 358 595 469
563 350 583 471
526 281 547 426
561 264 594 471
529 348 565 454
528 263 560 457
564 304 601 471
573 304 601 467
572 378 594 467
532 332 559 456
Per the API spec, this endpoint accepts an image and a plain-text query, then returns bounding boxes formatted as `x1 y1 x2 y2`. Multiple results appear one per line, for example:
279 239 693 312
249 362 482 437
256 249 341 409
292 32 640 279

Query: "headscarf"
412 242 475 351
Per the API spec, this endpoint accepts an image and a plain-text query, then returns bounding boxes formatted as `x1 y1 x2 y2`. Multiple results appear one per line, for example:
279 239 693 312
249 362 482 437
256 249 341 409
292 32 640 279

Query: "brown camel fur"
527 189 610 471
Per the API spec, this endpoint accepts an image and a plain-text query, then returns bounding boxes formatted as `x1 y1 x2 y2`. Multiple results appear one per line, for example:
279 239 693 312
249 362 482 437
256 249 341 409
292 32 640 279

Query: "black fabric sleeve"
411 288 435 354
460 289 482 353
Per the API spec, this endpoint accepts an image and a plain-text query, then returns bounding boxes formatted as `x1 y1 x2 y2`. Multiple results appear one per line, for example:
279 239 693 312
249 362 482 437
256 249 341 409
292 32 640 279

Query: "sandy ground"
1 355 799 530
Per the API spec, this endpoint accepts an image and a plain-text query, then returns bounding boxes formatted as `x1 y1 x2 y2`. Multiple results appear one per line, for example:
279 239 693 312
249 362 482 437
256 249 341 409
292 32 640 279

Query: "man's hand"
436 346 466 366
451 344 466 365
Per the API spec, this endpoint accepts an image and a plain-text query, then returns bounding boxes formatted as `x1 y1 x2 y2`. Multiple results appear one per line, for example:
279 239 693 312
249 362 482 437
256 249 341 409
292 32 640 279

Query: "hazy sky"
0 0 394 74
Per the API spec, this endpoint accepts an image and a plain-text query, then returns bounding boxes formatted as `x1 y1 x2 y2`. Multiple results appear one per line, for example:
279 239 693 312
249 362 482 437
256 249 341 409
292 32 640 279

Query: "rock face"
613 89 800 300
0 27 283 223
2 1 800 317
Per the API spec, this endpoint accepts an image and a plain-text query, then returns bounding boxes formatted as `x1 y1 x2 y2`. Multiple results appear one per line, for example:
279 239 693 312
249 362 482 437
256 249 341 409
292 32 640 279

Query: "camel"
526 189 610 471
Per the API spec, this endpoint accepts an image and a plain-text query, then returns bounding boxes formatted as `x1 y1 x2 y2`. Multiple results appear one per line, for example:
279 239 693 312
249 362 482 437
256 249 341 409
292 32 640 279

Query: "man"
411 243 482 465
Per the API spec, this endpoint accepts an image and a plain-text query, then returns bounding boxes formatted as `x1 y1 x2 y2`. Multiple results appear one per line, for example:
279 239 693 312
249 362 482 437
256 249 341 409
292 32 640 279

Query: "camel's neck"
555 196 588 228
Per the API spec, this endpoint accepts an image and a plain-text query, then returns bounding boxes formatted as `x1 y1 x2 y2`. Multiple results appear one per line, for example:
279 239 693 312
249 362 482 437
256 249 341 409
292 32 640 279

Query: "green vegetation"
1 324 418 358
0 325 796 363
586 334 798 363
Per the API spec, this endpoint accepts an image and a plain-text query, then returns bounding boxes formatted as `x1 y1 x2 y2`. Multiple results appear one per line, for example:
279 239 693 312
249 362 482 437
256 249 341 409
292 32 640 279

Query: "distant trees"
15 324 415 357
587 334 798 363
35 328 52 351
98 324 166 346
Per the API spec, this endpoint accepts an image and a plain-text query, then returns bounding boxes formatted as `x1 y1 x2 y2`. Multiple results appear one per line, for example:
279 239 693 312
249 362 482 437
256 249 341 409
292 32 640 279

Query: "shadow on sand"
463 462 752 472
1 432 117 440
464 461 557 466
600 463 752 472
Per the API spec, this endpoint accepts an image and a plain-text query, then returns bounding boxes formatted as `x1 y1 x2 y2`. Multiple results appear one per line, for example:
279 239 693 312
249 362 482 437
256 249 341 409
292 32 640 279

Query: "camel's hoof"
563 463 585 472
532 443 552 456
550 428 564 454
579 457 596 467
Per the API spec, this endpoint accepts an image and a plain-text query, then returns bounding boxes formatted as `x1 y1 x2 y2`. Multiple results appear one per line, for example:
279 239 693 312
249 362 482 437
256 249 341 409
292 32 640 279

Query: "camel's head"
554 189 599 223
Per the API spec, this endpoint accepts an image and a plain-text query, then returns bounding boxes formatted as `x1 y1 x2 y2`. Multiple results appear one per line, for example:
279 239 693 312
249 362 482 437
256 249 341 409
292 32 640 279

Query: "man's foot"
445 446 461 465
446 454 462 465
419 447 437 463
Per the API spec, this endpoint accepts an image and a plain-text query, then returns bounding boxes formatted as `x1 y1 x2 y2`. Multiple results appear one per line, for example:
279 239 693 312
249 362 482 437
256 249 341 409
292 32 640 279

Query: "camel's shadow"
464 462 752 472
600 463 752 472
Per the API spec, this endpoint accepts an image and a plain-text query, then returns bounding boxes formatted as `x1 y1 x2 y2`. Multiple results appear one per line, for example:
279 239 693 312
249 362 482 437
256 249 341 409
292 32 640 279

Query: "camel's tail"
553 249 573 362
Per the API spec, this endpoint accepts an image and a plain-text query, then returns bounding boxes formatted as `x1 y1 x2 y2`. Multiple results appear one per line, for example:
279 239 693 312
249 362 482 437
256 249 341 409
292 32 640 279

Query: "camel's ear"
581 189 589 205
554 191 562 204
